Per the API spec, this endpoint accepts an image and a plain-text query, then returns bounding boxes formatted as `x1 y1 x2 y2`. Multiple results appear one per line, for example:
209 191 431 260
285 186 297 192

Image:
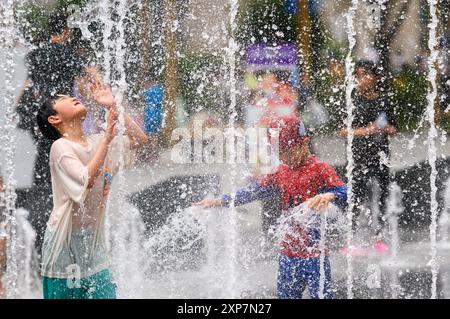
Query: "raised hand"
192 198 224 209
105 107 118 143
91 78 116 110
337 128 348 138
307 193 335 211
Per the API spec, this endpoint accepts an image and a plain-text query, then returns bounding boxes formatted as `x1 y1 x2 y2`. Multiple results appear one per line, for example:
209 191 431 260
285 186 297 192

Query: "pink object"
372 240 390 254
340 245 369 257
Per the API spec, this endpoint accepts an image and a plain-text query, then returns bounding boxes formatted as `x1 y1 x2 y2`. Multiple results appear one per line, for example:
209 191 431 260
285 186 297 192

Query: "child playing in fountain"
36 79 148 299
338 60 397 254
194 116 347 299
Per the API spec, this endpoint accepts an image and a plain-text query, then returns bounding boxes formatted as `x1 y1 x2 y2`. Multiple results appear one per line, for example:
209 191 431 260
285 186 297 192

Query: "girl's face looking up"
52 95 87 122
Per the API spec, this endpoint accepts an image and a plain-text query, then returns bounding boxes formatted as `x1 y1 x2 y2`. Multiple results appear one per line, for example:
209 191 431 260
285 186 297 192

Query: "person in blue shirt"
142 82 164 161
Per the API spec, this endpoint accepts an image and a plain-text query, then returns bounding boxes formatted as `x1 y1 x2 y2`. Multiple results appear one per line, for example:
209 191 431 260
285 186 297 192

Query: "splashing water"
224 0 240 298
439 178 450 243
2 0 450 300
1 0 19 299
108 202 146 298
385 182 403 298
108 0 131 298
387 183 403 261
142 206 208 298
426 0 440 300
138 205 250 298
100 0 147 298
344 0 359 300
100 0 114 83
318 209 328 299
15 209 40 298
273 203 345 299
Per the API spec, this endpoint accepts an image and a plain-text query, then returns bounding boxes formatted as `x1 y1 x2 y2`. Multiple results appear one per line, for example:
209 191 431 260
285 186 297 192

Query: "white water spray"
225 0 240 298
100 0 114 83
387 182 403 260
344 0 359 300
426 0 440 300
318 209 328 299
15 209 40 298
439 178 450 243
107 0 146 298
386 183 403 298
1 0 19 299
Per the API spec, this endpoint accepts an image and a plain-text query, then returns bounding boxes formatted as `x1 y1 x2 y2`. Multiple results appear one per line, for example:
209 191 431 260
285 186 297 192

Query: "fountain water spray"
318 209 328 299
105 0 146 298
15 209 40 298
386 182 403 298
1 0 19 299
387 182 403 260
344 0 359 299
438 178 450 243
71 0 146 298
100 0 114 83
426 0 440 300
224 0 240 298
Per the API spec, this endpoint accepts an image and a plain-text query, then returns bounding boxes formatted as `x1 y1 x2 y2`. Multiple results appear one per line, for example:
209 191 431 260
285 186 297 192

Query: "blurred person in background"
141 80 165 163
338 60 397 255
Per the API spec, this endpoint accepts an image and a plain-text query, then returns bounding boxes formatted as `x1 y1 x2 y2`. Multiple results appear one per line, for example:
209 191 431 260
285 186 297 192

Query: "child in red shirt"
195 116 347 299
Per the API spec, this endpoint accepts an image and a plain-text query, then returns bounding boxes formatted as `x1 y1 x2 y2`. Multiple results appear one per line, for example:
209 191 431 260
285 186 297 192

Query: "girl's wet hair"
36 95 61 142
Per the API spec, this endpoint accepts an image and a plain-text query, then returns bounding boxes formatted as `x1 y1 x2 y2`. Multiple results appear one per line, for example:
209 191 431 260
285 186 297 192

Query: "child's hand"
105 108 118 143
337 128 347 138
366 122 382 135
307 193 335 211
91 78 116 110
192 198 224 209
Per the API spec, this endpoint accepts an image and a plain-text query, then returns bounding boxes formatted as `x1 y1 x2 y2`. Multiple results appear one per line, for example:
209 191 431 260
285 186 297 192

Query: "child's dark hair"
355 60 379 77
36 96 61 142
48 9 69 36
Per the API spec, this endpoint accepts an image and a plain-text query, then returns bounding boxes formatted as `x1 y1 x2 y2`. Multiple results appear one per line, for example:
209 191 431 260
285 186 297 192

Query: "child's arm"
194 182 280 209
91 79 148 149
308 185 347 211
86 108 118 188
307 163 348 211
338 111 397 138
338 123 396 137
123 112 149 149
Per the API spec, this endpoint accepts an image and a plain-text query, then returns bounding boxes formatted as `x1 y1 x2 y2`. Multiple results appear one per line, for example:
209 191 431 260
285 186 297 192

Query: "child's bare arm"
338 121 397 138
90 79 148 149
123 112 148 149
194 183 279 209
193 198 224 208
307 193 335 211
86 109 117 188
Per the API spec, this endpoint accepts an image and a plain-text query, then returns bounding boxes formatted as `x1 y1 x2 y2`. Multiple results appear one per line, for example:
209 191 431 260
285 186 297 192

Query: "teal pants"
43 269 117 299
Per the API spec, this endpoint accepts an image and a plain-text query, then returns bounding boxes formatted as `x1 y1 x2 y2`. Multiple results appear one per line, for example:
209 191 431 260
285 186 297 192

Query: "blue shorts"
277 254 333 299
43 269 117 299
